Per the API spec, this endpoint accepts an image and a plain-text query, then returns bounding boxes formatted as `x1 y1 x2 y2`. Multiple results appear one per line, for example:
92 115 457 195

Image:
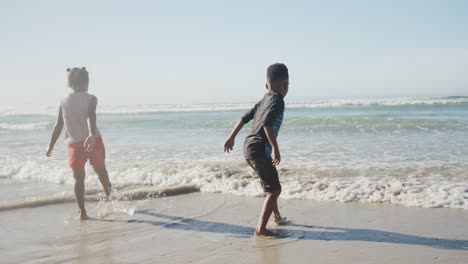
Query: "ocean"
1 96 467 209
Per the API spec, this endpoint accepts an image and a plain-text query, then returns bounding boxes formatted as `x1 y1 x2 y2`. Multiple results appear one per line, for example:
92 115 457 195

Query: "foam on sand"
0 184 198 211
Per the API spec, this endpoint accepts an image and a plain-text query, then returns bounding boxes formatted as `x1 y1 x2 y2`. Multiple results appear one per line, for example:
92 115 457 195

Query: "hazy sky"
1 0 468 107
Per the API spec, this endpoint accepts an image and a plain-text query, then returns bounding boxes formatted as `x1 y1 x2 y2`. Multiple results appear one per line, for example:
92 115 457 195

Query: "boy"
46 67 111 220
224 63 289 236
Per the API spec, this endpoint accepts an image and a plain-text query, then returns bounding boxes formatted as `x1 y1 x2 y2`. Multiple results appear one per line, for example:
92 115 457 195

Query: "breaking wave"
1 158 466 210
1 96 467 116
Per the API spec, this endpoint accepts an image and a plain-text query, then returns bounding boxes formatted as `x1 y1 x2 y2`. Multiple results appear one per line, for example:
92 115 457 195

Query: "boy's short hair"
267 63 289 82
67 67 89 91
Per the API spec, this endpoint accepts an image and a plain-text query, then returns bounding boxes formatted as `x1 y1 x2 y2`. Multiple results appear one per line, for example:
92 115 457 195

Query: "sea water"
1 97 467 209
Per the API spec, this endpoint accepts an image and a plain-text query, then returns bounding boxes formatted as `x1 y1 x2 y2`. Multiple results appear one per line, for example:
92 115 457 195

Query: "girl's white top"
60 92 100 144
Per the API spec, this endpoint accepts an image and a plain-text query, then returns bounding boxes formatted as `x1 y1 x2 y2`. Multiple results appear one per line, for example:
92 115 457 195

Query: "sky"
1 0 468 108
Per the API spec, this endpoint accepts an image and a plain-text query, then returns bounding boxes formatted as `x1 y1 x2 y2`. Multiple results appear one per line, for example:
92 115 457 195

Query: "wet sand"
1 192 467 264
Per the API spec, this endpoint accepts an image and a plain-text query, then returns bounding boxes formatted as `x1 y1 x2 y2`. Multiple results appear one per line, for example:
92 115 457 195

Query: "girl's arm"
84 96 98 153
46 106 64 157
88 96 98 137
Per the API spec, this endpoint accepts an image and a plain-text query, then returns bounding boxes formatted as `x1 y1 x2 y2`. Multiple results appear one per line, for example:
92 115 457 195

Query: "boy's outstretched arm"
225 101 260 153
46 106 64 157
264 126 280 166
224 120 245 153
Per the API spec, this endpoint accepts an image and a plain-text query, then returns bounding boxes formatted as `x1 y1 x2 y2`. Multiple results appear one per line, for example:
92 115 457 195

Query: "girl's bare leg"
73 169 87 220
93 165 111 199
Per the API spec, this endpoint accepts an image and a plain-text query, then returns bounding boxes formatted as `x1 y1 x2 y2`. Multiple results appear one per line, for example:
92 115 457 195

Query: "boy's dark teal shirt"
241 90 285 159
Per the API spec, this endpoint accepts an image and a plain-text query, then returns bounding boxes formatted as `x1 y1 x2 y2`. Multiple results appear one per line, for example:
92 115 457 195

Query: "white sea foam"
287 96 468 109
279 176 467 209
0 122 52 131
1 157 466 210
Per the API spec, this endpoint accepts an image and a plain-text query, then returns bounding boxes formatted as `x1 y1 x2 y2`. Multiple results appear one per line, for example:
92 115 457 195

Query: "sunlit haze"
1 0 467 108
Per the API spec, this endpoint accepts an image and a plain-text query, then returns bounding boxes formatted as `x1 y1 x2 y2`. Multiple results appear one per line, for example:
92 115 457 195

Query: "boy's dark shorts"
246 158 281 193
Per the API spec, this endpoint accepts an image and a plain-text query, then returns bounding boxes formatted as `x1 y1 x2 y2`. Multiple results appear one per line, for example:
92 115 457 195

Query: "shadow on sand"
99 209 468 250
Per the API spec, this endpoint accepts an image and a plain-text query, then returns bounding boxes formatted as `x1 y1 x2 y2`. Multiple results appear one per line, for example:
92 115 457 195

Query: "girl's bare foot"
255 228 278 237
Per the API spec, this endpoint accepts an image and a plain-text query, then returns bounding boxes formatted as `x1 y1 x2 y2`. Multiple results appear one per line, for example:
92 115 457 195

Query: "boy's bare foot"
80 210 88 220
274 215 287 225
105 182 112 201
255 228 278 237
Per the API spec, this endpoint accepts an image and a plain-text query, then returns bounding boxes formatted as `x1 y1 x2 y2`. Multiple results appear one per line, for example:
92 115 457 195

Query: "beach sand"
1 192 467 264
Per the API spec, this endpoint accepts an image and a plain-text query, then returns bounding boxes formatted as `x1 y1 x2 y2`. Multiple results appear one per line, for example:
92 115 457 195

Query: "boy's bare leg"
255 190 281 236
93 164 111 199
73 169 87 220
273 202 281 221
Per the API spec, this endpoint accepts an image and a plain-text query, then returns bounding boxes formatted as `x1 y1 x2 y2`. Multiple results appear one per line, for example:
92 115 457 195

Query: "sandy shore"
1 192 467 264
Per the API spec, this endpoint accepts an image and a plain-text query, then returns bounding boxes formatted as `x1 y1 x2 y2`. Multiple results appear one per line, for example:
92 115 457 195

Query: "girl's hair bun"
66 68 71 72
81 67 87 71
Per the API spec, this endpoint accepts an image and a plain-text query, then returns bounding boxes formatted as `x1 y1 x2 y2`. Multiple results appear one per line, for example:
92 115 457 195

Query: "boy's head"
67 67 89 92
266 63 289 97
